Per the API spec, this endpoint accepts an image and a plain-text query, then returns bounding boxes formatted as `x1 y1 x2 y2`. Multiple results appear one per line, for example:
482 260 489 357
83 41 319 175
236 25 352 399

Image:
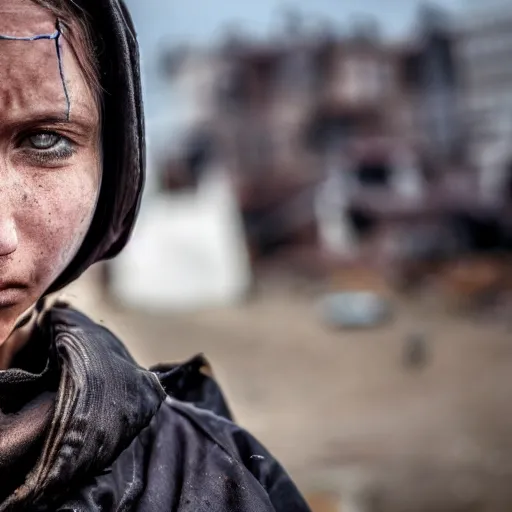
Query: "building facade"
456 4 512 204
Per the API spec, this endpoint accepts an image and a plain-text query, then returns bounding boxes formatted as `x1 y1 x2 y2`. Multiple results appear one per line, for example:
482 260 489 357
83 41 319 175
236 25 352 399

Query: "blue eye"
28 132 61 150
19 131 76 165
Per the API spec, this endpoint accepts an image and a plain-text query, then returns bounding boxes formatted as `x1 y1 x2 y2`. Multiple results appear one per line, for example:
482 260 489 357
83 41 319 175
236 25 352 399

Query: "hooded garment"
49 0 146 294
0 1 311 510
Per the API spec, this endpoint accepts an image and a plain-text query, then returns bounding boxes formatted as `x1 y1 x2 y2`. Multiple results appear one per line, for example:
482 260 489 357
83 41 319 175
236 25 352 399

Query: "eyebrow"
8 111 99 138
0 21 70 120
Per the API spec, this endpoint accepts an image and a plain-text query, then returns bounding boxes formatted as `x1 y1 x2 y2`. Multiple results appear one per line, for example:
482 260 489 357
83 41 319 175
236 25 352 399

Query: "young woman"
0 1 311 510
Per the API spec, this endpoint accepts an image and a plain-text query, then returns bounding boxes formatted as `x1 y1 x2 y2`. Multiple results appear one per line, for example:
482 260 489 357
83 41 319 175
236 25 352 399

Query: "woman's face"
0 0 101 343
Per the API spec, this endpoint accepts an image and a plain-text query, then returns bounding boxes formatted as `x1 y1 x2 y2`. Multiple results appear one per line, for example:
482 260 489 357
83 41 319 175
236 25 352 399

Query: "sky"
126 0 464 47
124 0 464 126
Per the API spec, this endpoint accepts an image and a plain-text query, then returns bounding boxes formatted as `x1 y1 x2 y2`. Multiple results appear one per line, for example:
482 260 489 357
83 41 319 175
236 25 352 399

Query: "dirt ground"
64 268 512 511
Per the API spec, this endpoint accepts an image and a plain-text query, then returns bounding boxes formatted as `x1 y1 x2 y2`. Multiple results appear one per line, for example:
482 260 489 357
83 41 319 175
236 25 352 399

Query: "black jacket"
0 304 311 511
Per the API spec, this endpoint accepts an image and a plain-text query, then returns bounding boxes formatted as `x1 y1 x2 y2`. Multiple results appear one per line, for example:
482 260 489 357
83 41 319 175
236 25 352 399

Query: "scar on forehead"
0 20 70 120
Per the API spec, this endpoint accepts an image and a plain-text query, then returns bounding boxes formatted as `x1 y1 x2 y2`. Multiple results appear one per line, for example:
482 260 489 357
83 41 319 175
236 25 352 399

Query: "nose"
0 218 18 257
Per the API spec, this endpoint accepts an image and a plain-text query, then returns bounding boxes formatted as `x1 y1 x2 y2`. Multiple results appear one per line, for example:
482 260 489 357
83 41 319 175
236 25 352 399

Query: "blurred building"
457 2 512 205
209 10 471 267
404 5 461 160
125 4 512 300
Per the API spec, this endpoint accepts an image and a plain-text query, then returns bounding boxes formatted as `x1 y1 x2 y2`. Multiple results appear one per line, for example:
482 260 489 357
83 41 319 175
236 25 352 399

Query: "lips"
0 283 27 307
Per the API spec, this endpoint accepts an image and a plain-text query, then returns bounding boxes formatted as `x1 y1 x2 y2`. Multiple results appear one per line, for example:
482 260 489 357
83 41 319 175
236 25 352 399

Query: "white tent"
110 167 252 311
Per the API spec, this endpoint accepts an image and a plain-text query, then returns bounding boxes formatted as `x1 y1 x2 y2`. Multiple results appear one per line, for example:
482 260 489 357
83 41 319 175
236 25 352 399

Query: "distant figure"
403 333 429 369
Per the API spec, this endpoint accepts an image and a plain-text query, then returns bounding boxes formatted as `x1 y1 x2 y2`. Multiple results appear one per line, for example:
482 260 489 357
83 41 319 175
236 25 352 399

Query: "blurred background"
67 0 512 510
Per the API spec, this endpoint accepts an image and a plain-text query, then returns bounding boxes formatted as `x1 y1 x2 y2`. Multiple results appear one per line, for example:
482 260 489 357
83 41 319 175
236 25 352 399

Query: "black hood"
48 0 145 293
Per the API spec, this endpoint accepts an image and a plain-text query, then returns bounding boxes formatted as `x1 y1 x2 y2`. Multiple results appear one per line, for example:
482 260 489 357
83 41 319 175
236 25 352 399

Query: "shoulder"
96 395 276 511
128 396 311 512
149 356 311 512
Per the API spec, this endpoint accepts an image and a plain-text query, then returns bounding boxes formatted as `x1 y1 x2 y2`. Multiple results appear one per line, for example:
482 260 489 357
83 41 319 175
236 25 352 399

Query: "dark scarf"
0 304 166 511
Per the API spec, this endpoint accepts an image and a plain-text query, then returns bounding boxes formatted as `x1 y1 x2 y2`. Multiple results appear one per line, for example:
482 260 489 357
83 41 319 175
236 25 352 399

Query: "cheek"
19 166 99 285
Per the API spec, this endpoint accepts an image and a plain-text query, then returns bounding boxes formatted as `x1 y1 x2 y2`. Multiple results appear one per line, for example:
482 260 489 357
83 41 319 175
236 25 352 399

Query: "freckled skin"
0 0 101 347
